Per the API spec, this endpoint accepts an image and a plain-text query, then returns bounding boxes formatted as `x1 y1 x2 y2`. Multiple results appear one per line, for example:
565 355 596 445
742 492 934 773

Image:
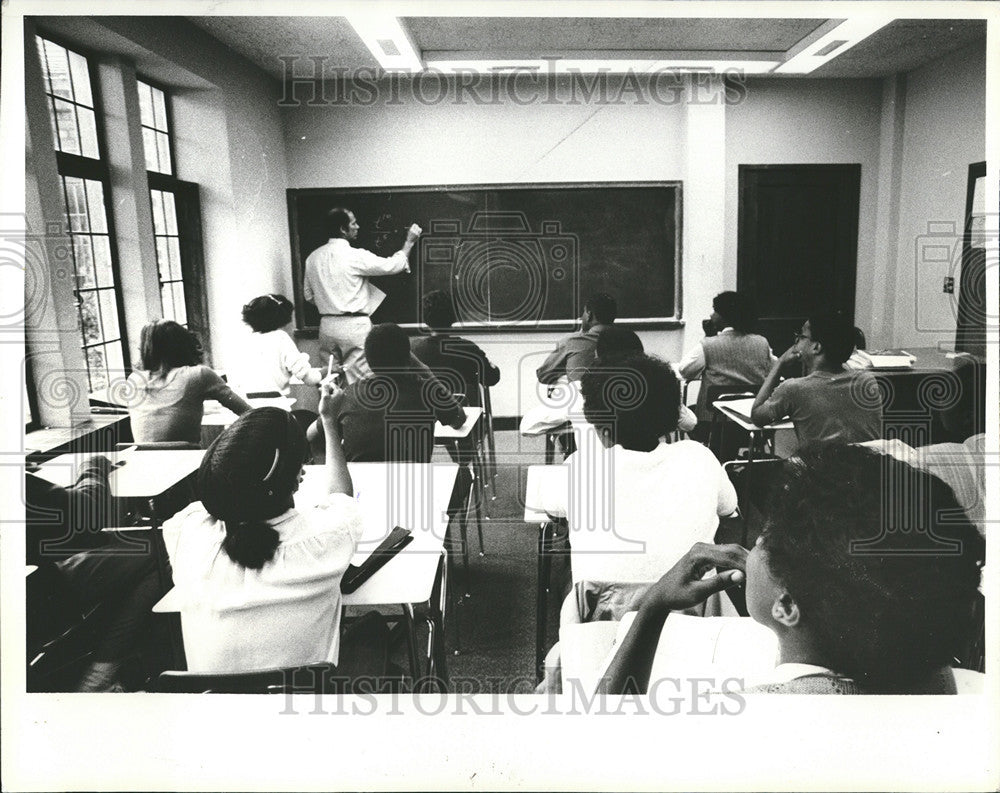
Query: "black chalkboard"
288 182 681 332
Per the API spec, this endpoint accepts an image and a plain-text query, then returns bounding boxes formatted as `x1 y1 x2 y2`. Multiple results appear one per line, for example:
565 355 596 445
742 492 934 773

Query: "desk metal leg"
535 521 554 683
402 603 421 683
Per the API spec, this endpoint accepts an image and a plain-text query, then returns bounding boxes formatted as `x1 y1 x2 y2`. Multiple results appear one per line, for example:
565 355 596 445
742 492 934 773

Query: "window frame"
35 30 132 391
136 74 178 177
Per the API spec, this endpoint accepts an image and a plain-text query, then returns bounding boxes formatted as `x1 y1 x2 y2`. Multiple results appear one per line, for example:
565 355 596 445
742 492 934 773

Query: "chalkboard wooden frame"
288 181 683 335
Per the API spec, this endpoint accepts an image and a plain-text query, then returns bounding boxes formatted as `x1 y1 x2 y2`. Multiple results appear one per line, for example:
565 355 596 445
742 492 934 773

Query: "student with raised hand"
751 313 882 449
411 290 500 407
126 320 252 445
236 294 323 396
602 445 984 695
163 391 363 672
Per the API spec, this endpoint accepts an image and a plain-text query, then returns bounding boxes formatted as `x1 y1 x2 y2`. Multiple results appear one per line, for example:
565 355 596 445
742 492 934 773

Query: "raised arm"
354 224 422 276
599 543 747 694
318 380 352 497
750 346 799 427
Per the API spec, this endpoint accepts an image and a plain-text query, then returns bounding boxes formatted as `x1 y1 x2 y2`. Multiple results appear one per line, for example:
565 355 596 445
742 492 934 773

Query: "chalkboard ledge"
295 319 684 339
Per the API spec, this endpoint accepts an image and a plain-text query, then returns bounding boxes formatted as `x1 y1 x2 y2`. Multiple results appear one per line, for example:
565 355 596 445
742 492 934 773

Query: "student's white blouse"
233 329 314 395
162 493 363 672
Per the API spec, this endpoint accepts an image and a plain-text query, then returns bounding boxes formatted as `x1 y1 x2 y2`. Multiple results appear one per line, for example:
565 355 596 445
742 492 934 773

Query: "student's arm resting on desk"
750 347 798 426
536 339 570 385
318 381 352 497
599 543 747 695
201 367 253 415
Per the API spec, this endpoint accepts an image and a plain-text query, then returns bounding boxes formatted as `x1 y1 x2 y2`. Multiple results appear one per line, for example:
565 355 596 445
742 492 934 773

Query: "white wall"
892 41 986 349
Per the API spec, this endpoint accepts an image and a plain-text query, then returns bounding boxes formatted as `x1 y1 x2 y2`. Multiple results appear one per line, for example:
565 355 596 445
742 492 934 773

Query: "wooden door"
738 165 861 354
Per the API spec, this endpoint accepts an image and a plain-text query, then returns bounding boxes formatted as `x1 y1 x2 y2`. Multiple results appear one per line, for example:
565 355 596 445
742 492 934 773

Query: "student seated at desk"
411 290 500 407
163 397 365 672
751 313 882 449
126 320 252 445
308 322 466 463
234 294 323 396
602 445 984 695
541 353 737 624
536 292 617 384
679 291 774 426
26 456 162 692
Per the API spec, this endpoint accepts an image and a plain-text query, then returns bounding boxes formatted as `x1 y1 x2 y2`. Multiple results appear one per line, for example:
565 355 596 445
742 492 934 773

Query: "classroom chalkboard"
288 182 681 332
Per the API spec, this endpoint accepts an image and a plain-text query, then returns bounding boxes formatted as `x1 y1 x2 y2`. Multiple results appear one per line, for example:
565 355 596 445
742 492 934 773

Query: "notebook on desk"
715 397 757 423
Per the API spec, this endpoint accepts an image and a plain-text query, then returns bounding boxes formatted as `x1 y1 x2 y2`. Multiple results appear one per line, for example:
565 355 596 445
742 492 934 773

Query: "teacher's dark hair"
139 319 204 372
197 408 309 570
328 207 353 238
760 444 984 692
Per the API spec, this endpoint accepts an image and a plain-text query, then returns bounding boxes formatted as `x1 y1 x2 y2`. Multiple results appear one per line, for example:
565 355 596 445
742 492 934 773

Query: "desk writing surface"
523 464 569 522
33 449 205 498
201 396 296 426
297 463 457 605
712 400 794 432
434 406 483 438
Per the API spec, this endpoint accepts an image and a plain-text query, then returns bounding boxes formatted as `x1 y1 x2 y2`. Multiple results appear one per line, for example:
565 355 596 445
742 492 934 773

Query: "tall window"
138 79 187 325
36 35 128 393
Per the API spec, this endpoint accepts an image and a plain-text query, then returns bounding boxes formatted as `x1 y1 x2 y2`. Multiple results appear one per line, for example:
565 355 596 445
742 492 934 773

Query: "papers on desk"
855 349 916 369
715 397 757 423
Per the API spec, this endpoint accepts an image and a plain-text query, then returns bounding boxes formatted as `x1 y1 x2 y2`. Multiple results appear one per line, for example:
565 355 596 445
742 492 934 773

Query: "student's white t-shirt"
543 436 738 583
234 329 314 395
162 493 363 672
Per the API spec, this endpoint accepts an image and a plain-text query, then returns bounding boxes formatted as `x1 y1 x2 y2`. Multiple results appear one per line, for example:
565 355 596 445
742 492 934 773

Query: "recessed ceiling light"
347 14 422 72
775 18 893 74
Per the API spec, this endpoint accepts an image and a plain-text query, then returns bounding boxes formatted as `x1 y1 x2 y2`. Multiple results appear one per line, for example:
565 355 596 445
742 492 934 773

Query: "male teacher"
303 207 421 383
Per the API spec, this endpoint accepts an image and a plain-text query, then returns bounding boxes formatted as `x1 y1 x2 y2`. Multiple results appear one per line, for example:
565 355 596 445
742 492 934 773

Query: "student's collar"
719 327 735 334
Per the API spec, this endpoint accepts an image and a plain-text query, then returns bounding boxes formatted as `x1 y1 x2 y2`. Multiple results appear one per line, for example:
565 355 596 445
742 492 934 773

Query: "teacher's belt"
321 312 369 317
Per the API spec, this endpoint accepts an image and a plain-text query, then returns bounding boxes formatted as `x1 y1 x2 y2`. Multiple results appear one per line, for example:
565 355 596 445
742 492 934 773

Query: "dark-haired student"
751 313 882 449
601 445 984 694
236 294 323 395
536 293 617 384
126 320 251 445
303 207 421 384
411 290 500 407
679 291 774 425
163 393 364 672
308 323 466 464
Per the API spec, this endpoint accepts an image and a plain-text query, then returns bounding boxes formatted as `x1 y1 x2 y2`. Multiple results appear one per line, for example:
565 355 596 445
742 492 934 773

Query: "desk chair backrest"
722 457 786 548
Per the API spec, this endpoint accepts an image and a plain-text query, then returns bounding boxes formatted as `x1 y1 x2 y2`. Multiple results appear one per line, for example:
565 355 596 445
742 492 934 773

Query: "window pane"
84 180 108 233
152 86 168 130
160 284 173 320
150 190 166 235
63 177 88 232
73 236 95 288
79 290 102 343
92 235 114 287
162 191 178 235
77 106 99 159
24 381 34 427
167 237 183 281
52 98 80 155
104 342 125 382
44 99 59 149
155 236 170 282
67 50 93 107
98 289 121 342
172 282 187 324
142 128 159 172
138 81 154 127
86 346 108 392
156 132 172 174
42 40 73 100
